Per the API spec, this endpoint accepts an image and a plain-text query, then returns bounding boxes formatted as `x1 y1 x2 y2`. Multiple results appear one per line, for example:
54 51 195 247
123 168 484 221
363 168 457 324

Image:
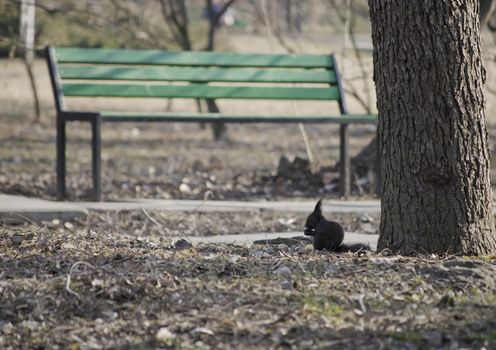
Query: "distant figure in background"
203 0 235 27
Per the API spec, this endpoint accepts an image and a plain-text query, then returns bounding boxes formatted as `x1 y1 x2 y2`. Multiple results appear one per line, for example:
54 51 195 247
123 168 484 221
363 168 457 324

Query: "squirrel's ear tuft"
314 199 322 213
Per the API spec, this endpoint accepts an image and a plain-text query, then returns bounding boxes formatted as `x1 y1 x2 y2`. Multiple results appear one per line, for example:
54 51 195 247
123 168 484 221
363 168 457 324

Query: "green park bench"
45 46 378 201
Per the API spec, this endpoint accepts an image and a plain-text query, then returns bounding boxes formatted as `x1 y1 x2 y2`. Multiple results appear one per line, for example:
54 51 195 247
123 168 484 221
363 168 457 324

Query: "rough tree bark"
353 0 496 181
369 0 496 255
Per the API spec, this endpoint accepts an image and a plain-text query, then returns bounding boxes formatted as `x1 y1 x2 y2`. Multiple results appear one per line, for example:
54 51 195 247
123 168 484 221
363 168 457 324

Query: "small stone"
273 265 291 277
91 279 105 288
179 183 192 194
61 243 77 250
280 280 293 290
276 244 288 250
192 327 215 336
36 239 49 250
2 322 14 334
249 249 271 257
9 235 23 246
156 327 176 342
19 320 40 331
325 264 338 274
101 310 118 320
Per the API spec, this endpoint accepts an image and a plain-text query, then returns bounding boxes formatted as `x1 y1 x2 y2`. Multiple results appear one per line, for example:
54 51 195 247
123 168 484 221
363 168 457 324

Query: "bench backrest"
46 46 348 114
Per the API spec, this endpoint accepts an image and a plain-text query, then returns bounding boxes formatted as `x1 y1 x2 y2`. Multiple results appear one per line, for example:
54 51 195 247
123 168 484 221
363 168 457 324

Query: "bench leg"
56 118 66 201
339 124 350 198
91 116 102 202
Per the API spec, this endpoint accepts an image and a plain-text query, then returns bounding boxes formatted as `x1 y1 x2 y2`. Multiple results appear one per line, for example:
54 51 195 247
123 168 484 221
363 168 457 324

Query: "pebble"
156 327 176 342
280 280 293 290
273 265 291 277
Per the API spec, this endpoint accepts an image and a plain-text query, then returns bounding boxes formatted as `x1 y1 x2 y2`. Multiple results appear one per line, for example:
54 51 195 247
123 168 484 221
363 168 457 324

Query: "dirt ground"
1 221 496 349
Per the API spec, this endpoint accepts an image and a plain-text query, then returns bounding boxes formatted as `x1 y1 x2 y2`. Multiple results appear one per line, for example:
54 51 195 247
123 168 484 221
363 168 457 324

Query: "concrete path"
0 194 380 223
0 194 88 223
187 231 378 250
0 194 379 249
79 198 381 213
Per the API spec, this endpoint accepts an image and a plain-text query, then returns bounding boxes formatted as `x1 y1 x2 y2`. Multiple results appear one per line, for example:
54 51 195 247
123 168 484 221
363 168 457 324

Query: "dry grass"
1 221 496 349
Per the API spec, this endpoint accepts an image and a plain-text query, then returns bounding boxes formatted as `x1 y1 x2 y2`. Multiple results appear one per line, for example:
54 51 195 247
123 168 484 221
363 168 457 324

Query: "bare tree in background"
158 0 237 140
20 0 41 122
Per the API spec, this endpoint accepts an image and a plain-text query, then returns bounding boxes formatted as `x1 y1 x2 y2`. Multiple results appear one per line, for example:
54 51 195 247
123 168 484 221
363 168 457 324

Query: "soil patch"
1 220 495 349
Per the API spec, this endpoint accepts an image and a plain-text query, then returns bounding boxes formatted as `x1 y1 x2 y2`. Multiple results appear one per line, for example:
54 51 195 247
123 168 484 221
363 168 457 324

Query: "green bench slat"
99 111 378 124
55 48 334 68
59 66 337 84
62 83 341 100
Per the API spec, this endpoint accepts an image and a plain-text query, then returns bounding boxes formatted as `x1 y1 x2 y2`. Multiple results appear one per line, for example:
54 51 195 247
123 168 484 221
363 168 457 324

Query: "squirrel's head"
304 199 324 236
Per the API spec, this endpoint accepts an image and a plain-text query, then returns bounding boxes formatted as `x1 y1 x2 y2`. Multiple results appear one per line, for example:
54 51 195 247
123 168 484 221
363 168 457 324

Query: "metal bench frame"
45 46 377 201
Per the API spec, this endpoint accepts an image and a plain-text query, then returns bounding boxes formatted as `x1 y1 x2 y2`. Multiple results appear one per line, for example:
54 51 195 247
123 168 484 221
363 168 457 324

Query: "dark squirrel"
304 199 370 252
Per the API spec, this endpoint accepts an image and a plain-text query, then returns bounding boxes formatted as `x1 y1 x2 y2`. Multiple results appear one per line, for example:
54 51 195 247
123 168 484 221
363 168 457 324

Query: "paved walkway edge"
74 198 382 213
0 194 382 222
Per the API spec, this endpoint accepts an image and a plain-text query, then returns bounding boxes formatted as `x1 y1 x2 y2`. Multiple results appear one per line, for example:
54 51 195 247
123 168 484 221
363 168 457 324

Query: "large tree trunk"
369 0 496 255
354 0 496 177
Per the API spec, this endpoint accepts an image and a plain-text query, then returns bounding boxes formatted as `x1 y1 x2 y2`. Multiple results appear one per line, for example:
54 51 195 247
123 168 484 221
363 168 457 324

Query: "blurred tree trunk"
284 0 292 31
205 0 236 141
159 0 236 141
480 0 496 25
369 0 496 255
20 0 41 123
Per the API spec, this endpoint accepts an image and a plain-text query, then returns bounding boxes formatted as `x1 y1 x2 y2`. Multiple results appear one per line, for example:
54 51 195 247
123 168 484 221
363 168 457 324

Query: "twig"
358 294 367 313
66 261 97 300
298 123 315 164
142 208 161 227
12 213 41 228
